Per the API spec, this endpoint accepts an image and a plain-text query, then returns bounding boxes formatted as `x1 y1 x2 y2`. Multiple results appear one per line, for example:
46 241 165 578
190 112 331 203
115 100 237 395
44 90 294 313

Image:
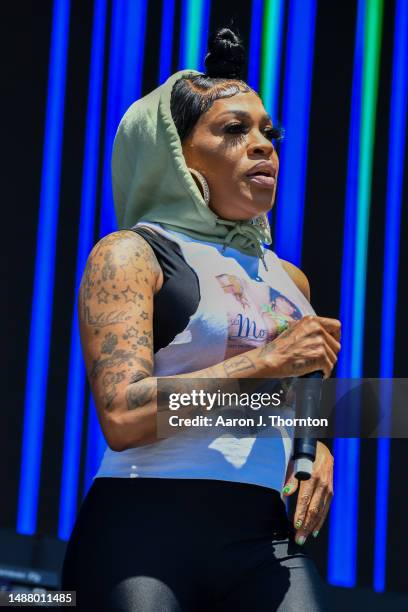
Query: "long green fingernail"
313 530 319 538
295 519 303 529
283 485 291 495
296 535 306 545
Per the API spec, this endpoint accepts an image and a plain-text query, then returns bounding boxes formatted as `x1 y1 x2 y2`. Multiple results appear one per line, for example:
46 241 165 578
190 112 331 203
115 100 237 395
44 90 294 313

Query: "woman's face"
275 296 295 315
182 90 280 221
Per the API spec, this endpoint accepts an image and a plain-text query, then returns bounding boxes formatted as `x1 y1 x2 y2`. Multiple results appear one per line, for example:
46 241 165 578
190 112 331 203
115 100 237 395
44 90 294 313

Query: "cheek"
200 140 245 174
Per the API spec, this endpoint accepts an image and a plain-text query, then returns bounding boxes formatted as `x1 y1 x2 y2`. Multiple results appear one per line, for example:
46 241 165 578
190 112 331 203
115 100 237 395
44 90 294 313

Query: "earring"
188 168 210 206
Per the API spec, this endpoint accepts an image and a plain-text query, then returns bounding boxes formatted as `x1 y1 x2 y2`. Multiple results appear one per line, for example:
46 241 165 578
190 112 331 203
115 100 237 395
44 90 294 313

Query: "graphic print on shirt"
215 273 302 359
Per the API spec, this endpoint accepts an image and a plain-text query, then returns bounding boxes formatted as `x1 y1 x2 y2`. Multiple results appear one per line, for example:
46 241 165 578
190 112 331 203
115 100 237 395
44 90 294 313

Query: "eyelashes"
225 123 285 142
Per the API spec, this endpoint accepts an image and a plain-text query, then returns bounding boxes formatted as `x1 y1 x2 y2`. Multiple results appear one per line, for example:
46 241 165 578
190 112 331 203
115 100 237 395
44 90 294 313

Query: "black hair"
170 27 256 142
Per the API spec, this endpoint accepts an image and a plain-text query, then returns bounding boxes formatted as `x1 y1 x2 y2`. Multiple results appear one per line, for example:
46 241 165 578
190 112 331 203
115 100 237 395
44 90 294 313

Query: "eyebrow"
217 109 273 123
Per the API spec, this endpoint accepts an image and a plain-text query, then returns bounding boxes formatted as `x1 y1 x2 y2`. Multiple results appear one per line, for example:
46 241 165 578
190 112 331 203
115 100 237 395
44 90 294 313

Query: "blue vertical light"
83 0 149 494
328 0 365 587
274 0 317 265
329 0 384 586
58 0 108 541
99 0 148 238
97 0 126 239
247 0 264 90
158 0 176 83
374 0 408 592
17 0 71 535
197 0 211 73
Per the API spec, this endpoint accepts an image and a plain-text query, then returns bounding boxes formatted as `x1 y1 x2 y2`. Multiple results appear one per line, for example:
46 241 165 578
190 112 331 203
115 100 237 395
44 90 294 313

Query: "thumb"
282 462 299 497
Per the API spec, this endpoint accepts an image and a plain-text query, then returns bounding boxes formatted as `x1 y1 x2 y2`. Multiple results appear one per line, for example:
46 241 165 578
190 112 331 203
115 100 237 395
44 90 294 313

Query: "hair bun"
204 27 246 79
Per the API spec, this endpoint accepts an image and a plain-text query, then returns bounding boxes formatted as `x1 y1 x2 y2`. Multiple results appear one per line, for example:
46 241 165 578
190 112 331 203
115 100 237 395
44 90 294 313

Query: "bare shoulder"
90 230 161 275
278 258 311 301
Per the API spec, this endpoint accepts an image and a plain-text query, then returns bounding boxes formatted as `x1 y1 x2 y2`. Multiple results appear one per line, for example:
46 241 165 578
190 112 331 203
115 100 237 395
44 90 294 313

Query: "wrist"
255 345 282 378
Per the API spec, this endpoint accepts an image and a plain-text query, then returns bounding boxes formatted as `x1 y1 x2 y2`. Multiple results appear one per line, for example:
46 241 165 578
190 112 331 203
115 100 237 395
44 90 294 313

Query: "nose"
247 133 275 157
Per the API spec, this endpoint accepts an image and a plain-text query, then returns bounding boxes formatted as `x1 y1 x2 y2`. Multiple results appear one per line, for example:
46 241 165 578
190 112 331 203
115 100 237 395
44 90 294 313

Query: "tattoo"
90 348 135 380
223 356 257 377
123 326 139 339
259 325 295 357
126 378 156 410
128 370 150 385
102 251 117 281
80 230 161 326
102 370 126 410
136 357 153 372
101 332 118 354
292 359 316 372
259 343 276 357
84 306 132 327
121 285 138 303
97 288 110 304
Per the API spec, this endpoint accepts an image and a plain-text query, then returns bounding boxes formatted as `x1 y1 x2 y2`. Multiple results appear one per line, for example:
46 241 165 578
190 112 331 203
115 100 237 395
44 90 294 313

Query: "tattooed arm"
78 230 162 450
79 230 341 451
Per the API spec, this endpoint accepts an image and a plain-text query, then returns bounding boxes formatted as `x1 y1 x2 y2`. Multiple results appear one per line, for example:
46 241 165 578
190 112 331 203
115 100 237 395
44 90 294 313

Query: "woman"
62 28 341 611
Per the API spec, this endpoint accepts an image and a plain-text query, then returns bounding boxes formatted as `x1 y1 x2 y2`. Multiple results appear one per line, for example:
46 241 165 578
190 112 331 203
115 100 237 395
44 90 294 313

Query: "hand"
281 441 334 545
260 315 341 379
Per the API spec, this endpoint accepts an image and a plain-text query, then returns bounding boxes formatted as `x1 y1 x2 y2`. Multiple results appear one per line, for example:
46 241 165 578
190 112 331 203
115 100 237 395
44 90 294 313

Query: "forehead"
201 91 270 124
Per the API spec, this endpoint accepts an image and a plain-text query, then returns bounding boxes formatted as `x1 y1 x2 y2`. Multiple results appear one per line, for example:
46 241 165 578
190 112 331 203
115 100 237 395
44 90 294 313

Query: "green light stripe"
352 0 384 374
186 0 203 69
260 0 284 115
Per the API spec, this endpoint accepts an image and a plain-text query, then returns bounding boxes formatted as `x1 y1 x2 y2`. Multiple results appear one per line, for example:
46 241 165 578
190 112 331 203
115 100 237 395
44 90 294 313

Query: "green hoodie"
111 69 272 259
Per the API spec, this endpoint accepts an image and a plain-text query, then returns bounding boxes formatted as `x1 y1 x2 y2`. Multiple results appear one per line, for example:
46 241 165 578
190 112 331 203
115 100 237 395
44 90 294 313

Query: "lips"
246 160 277 189
246 160 277 177
246 174 276 188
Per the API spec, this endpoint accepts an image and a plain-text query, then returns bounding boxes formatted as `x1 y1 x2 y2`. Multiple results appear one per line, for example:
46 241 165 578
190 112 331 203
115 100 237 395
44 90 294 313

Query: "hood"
111 69 271 258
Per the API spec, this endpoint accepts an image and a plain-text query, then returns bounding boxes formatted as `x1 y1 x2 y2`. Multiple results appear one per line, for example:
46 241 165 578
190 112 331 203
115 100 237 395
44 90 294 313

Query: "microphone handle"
293 370 324 481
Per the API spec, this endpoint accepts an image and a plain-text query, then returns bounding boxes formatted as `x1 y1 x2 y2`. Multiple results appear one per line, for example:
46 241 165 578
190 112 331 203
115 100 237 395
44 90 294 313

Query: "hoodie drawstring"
217 219 269 271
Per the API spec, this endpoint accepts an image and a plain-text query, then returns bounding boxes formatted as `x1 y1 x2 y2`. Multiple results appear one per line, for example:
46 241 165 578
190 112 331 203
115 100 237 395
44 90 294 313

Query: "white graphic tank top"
94 222 317 493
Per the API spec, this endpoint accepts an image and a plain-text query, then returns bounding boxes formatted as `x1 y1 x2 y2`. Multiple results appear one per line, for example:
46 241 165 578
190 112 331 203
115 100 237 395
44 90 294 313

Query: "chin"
213 191 275 220
247 199 274 218
243 188 275 217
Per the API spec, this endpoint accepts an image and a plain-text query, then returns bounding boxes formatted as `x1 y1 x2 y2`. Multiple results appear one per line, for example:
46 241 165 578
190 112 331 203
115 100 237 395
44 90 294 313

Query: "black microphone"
292 370 324 480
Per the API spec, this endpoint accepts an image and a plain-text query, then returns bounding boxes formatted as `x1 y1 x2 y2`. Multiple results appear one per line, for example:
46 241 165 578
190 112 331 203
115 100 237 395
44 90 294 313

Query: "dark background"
5 0 408 604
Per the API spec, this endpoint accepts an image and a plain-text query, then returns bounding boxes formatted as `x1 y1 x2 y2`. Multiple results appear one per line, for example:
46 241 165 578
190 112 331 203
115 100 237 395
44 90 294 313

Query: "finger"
312 490 333 538
308 325 340 359
293 480 315 530
321 327 341 354
307 341 337 379
296 482 326 541
317 317 341 342
282 475 299 497
282 459 299 497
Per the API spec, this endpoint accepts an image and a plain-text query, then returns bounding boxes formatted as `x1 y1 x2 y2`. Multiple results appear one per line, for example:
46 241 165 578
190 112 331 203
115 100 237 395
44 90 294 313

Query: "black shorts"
61 477 330 611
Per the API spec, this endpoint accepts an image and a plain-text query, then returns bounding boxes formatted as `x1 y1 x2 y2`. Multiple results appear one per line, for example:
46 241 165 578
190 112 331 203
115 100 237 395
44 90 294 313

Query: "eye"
264 126 285 141
225 123 248 136
225 123 284 142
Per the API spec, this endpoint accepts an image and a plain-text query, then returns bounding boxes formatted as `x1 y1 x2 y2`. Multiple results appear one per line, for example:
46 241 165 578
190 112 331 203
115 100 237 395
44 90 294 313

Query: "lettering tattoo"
84 306 132 327
223 355 257 377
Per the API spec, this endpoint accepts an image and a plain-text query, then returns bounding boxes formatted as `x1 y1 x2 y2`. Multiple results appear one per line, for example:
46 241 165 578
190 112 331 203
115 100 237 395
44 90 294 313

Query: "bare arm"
79 231 341 451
